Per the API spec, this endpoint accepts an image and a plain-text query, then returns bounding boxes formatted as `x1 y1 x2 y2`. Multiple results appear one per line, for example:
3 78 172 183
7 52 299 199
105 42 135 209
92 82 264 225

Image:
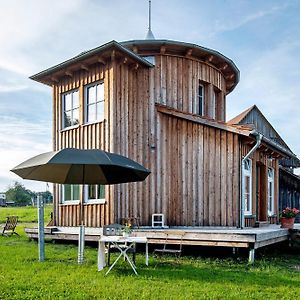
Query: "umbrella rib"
21 165 44 180
63 164 73 184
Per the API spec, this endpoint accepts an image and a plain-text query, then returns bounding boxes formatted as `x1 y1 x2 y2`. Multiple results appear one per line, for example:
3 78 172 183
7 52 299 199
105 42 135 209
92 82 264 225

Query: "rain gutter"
239 130 263 229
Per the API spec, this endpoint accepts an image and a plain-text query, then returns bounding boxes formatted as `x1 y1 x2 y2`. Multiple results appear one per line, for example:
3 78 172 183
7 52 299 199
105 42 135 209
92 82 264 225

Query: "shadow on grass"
104 253 300 291
2 234 300 292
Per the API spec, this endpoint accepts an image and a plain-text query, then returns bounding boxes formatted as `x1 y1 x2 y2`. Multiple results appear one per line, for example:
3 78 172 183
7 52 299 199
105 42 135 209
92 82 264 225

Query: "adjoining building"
228 105 300 224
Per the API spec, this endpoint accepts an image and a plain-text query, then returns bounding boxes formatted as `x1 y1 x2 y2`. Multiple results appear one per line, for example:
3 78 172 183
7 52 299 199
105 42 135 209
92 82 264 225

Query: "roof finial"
145 0 155 40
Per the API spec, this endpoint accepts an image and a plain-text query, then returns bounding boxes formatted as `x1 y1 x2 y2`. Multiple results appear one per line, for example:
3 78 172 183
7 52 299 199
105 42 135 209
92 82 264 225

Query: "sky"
0 0 300 192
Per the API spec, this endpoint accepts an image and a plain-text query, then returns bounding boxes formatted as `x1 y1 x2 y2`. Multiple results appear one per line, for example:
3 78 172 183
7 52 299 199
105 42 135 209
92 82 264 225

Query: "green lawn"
0 205 52 224
0 208 300 299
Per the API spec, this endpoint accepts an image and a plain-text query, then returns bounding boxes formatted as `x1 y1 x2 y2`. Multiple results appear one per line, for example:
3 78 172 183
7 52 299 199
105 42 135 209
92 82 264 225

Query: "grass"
0 207 300 299
0 205 52 224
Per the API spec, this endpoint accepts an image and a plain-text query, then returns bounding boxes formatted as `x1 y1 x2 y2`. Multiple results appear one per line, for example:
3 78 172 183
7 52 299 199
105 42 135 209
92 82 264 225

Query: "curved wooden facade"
31 39 286 228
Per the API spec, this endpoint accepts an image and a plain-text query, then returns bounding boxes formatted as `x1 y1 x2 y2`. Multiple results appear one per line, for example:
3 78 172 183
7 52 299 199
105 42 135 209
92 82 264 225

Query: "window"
198 83 205 116
62 184 80 204
268 168 274 216
243 159 252 215
62 90 79 128
211 90 216 119
143 56 155 65
84 185 105 204
85 82 104 123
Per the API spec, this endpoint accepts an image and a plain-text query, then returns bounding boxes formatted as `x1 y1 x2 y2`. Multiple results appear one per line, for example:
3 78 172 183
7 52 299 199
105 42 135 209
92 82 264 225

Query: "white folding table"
98 236 148 275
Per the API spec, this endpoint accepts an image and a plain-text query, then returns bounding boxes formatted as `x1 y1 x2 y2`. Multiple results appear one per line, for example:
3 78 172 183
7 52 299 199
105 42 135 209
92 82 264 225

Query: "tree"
37 191 53 204
6 182 32 206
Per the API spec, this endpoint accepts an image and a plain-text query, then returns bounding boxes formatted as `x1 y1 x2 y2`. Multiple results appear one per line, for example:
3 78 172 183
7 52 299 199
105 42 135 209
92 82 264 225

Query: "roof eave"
121 39 240 93
257 134 297 159
30 40 153 85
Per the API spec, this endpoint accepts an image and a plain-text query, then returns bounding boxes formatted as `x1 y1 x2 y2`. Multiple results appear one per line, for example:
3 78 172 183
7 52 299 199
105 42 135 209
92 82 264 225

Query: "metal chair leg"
107 243 111 266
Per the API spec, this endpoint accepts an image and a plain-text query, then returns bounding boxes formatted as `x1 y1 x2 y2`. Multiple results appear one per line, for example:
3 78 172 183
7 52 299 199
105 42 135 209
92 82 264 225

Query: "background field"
0 206 300 299
0 205 52 224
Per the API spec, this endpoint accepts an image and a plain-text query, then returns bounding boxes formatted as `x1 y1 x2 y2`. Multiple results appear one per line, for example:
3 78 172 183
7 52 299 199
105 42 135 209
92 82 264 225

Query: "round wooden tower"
122 39 239 122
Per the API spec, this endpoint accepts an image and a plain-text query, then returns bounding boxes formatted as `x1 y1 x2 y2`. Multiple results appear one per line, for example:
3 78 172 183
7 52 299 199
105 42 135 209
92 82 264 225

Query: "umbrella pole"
78 183 85 264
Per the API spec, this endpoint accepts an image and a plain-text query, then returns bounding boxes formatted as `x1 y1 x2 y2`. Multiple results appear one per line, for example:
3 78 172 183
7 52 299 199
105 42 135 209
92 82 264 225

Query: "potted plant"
122 223 132 237
280 207 300 229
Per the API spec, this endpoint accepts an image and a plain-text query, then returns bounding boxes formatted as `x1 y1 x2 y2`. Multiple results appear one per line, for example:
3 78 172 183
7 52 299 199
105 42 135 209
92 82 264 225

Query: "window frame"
198 83 205 116
84 81 105 124
61 184 80 205
62 89 80 129
84 184 106 204
211 90 216 119
243 158 252 215
267 167 275 216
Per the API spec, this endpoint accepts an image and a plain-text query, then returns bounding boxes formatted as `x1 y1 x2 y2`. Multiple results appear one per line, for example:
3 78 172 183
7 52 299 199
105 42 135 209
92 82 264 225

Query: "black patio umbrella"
11 148 150 184
11 148 150 264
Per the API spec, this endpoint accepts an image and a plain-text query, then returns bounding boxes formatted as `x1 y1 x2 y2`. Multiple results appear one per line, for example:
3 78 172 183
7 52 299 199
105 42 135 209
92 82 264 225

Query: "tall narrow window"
62 90 79 128
243 159 252 215
198 83 205 116
268 168 274 216
211 90 216 119
62 184 80 204
85 185 105 204
85 82 104 123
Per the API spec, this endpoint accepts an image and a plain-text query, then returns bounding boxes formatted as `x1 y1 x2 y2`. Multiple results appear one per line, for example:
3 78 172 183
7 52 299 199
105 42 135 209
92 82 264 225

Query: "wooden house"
30 39 298 230
229 105 300 222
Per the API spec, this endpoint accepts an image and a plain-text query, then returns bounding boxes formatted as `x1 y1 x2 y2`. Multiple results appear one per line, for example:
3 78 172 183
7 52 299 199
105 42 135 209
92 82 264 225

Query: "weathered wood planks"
51 50 280 229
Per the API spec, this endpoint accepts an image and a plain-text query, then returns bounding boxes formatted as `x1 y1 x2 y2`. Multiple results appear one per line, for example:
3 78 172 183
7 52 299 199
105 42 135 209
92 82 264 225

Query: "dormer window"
85 82 104 124
62 90 79 129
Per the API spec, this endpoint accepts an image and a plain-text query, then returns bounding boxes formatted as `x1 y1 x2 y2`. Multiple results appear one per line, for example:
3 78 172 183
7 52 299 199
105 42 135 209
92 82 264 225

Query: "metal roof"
30 38 239 94
121 39 240 93
30 40 154 85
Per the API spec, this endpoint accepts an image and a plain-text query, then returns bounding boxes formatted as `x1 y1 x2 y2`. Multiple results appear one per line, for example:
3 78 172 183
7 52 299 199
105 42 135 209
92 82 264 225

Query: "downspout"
240 131 263 228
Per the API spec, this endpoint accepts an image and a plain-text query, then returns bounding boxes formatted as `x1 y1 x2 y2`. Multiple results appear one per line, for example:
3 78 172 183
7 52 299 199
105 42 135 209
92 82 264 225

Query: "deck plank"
24 225 292 250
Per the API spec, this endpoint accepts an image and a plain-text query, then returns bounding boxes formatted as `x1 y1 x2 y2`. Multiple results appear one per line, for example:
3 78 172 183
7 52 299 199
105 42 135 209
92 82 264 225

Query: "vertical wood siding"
52 53 279 228
151 114 240 226
153 55 226 121
53 63 113 227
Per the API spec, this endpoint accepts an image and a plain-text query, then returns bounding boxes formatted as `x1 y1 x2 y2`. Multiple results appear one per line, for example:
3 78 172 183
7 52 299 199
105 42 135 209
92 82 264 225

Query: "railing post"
78 224 85 264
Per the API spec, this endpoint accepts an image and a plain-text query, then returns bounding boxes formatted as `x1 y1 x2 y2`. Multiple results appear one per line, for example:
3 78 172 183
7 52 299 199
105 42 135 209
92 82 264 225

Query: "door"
256 165 260 222
256 163 268 222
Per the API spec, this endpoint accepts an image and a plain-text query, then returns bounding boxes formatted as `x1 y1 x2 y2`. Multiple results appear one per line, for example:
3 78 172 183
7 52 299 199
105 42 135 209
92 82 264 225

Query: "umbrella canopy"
11 148 150 185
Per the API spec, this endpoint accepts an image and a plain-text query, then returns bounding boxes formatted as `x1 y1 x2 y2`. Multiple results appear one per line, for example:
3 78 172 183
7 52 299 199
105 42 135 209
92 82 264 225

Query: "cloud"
213 3 289 35
0 115 51 192
0 0 85 74
227 37 300 156
1 0 300 192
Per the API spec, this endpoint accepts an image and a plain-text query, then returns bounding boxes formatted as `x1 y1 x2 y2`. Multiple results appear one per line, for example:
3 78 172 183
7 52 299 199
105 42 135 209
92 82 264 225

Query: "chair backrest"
164 230 185 251
2 216 18 235
103 223 123 236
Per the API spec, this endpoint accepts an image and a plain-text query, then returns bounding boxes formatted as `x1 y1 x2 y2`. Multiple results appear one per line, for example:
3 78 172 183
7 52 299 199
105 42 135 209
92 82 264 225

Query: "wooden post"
38 195 45 262
78 224 85 264
248 245 255 264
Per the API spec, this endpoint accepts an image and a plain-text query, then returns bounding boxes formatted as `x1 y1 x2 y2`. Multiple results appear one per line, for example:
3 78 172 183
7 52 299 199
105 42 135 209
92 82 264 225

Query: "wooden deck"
25 225 298 263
